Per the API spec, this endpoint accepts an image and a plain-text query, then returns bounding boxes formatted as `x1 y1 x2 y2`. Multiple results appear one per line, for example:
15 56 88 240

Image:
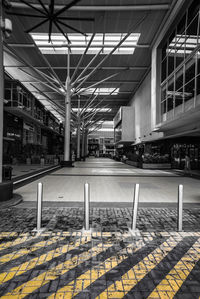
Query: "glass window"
197 52 200 98
184 58 196 101
5 89 11 101
167 30 176 77
160 0 200 119
161 101 166 114
161 57 167 82
175 68 184 107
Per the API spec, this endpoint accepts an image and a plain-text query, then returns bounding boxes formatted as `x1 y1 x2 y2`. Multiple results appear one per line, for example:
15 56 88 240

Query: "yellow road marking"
0 232 19 239
2 242 113 298
0 236 91 284
0 236 66 264
97 237 180 299
48 239 147 299
0 233 38 252
148 238 200 298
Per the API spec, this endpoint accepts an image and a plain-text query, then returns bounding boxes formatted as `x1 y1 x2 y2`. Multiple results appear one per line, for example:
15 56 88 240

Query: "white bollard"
178 184 183 232
84 182 90 231
131 184 140 231
37 182 43 231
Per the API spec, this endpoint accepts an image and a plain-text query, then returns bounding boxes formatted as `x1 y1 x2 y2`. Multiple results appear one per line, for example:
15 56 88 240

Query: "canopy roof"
4 0 173 123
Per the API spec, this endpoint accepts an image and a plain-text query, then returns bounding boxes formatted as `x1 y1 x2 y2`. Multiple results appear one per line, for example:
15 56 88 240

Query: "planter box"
142 163 171 169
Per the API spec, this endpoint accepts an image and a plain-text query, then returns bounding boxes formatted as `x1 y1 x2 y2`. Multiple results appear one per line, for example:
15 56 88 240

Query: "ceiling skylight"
167 34 198 56
72 108 111 113
79 87 119 95
31 33 140 55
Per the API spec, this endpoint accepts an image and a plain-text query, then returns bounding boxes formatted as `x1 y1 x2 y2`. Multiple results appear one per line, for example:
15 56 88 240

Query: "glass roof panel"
31 33 140 55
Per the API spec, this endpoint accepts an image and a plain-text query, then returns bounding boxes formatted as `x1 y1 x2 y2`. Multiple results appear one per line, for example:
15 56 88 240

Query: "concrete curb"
0 193 23 208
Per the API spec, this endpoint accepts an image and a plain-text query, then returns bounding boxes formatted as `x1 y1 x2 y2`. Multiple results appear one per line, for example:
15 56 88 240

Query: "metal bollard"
84 182 90 231
37 182 43 231
131 184 140 231
178 184 183 232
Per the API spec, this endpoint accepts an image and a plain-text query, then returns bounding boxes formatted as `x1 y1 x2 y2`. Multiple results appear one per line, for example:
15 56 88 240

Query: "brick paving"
0 206 200 298
0 206 200 233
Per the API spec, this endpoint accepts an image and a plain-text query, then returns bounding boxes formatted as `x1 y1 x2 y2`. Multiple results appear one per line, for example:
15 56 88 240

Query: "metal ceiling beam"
5 65 148 70
80 94 98 116
19 68 64 95
71 33 95 82
10 2 170 11
28 90 132 95
17 80 140 84
30 83 65 117
6 43 150 49
4 43 65 95
72 48 102 86
31 38 66 91
72 15 147 91
73 72 121 96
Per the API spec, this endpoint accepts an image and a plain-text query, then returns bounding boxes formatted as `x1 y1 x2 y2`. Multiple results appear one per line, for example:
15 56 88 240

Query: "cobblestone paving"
0 207 200 298
0 207 200 232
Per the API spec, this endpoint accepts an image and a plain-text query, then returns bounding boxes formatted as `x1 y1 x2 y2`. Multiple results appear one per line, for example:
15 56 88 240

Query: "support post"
0 1 3 183
36 182 43 231
131 184 140 232
81 126 85 160
77 119 81 160
84 129 88 157
62 47 73 167
84 182 90 231
64 76 71 160
76 97 81 160
178 184 183 232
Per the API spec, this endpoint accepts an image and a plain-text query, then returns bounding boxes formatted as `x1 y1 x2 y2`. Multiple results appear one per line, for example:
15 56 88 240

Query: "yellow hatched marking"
2 242 113 298
48 239 147 299
0 236 66 264
0 236 91 284
0 233 38 252
0 232 19 240
97 237 180 299
148 238 200 299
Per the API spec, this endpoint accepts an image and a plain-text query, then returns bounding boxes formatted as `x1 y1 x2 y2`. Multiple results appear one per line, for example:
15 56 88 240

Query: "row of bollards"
178 184 183 232
84 182 90 231
34 182 184 233
130 183 184 233
34 181 91 232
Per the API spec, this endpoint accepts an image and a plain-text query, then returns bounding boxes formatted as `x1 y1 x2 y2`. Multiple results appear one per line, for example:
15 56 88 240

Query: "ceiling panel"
4 0 173 123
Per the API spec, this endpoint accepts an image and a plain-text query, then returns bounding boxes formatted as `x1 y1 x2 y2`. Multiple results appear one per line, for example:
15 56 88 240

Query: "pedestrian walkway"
10 164 60 182
15 158 200 204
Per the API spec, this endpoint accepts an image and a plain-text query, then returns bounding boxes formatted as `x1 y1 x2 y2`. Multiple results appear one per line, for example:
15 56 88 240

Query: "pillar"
64 76 71 162
84 129 88 157
62 47 73 167
77 119 81 160
0 1 13 201
81 127 85 159
76 97 81 160
0 1 3 182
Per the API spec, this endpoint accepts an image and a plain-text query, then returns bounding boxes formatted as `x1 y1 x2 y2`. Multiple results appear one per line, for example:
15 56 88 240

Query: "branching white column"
0 2 4 182
81 126 85 158
84 129 88 157
77 97 81 160
64 75 71 161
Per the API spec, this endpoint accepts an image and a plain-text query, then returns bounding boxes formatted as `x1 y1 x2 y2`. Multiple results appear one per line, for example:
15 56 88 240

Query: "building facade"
3 78 64 164
115 0 200 169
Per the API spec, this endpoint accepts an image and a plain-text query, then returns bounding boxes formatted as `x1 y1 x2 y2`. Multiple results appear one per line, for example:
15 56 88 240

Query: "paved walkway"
15 158 200 204
1 158 200 298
